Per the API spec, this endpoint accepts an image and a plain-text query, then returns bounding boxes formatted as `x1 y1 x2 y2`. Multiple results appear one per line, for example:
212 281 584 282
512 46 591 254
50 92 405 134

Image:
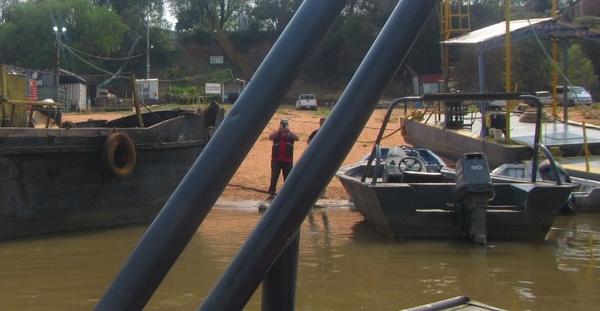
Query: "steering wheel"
398 157 424 172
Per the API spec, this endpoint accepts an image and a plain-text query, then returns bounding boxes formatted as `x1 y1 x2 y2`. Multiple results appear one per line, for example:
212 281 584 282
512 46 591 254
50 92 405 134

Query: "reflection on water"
0 208 599 310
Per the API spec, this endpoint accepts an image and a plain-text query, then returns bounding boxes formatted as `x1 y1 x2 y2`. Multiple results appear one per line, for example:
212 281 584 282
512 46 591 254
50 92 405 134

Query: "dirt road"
63 107 406 201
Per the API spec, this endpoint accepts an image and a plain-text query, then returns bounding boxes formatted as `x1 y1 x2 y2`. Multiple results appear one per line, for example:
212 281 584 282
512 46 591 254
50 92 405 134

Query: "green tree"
563 44 597 88
96 0 166 17
0 0 128 74
244 0 302 32
404 8 441 75
512 39 552 92
170 0 248 31
512 0 552 13
0 0 18 22
113 1 177 78
470 0 504 29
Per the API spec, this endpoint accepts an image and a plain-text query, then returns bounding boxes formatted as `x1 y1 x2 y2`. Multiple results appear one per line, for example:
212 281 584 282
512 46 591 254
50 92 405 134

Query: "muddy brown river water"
0 206 598 310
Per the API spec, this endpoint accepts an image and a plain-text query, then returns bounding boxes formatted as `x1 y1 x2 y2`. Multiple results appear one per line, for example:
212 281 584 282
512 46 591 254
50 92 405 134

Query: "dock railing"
362 93 563 186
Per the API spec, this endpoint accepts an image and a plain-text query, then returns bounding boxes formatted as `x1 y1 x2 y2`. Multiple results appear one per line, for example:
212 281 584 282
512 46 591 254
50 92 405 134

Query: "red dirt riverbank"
63 107 404 201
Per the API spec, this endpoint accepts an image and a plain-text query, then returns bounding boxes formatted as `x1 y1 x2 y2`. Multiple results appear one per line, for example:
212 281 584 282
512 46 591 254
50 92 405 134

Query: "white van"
555 86 592 106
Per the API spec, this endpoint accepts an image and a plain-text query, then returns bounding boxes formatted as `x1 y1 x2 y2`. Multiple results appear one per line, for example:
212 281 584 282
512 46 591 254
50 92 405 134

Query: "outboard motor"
454 153 493 244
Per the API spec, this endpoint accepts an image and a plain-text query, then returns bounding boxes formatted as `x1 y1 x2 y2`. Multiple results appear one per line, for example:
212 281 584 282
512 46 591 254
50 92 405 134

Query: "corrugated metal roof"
442 18 553 45
419 73 443 84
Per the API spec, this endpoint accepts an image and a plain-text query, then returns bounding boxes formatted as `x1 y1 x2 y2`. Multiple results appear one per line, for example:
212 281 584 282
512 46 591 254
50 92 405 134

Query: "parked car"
295 94 318 110
534 91 553 105
487 99 506 110
555 86 592 106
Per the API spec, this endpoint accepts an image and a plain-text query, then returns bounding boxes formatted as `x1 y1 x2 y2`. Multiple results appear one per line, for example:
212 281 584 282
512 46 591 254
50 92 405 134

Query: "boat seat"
384 174 403 183
401 171 445 183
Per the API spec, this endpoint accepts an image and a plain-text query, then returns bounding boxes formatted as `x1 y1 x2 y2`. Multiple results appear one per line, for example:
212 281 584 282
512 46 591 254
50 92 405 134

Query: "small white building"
221 78 246 103
63 82 87 111
135 79 159 100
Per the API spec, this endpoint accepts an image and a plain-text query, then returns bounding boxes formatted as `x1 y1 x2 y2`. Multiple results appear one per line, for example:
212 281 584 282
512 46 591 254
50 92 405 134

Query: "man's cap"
281 118 289 124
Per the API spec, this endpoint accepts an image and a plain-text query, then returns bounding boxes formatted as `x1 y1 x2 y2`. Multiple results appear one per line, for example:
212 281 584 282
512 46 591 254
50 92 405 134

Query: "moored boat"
338 152 574 244
491 161 600 213
337 95 576 244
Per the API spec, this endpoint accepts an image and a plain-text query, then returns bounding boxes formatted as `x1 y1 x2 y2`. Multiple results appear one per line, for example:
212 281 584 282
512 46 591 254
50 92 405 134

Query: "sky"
165 3 177 29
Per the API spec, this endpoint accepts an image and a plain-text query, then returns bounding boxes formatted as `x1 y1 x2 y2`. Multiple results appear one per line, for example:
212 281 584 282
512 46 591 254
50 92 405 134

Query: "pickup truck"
295 94 318 110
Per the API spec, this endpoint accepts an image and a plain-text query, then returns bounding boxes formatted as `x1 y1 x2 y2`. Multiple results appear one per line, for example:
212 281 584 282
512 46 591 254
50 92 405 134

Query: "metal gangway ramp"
95 0 439 310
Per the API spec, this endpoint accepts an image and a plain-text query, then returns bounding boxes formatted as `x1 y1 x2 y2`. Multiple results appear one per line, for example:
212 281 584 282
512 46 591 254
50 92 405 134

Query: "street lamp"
53 26 66 102
146 18 150 79
145 9 157 79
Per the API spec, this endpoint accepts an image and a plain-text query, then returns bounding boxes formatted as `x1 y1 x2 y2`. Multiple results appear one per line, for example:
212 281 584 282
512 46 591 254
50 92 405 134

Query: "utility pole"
504 0 512 143
146 15 150 79
53 26 66 103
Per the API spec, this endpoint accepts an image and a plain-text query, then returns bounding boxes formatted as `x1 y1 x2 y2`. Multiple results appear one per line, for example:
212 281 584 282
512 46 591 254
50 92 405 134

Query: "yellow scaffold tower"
440 0 471 92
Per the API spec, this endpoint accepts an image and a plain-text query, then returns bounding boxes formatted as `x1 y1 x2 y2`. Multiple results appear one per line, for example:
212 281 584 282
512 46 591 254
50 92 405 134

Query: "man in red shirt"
268 118 299 198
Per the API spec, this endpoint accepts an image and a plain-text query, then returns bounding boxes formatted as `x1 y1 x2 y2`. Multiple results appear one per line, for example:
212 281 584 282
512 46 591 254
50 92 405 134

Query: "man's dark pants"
268 161 293 195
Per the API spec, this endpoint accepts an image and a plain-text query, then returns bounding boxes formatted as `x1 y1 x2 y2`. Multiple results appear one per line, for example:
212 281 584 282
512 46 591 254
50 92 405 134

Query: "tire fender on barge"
102 132 137 178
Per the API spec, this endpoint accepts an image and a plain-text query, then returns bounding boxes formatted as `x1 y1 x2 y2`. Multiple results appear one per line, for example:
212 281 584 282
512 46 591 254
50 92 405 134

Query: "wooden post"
1 65 7 125
130 74 144 128
504 0 512 144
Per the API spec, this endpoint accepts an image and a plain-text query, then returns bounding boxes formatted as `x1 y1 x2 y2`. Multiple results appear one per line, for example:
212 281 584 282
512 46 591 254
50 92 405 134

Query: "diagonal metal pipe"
95 0 349 310
200 0 439 310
